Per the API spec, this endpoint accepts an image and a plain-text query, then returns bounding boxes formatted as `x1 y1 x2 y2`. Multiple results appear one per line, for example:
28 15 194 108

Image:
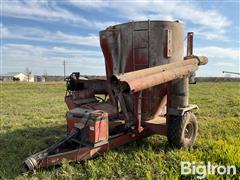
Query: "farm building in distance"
0 72 35 82
0 72 90 82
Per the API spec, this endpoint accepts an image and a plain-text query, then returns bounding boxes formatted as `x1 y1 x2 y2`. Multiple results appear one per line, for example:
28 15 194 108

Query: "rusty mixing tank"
23 20 207 171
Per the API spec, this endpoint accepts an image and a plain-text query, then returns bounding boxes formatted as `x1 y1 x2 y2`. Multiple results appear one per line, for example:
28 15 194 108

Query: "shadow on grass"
0 125 66 179
0 125 171 179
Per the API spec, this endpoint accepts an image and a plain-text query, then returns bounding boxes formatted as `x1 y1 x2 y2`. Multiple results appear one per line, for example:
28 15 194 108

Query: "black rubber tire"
167 112 198 149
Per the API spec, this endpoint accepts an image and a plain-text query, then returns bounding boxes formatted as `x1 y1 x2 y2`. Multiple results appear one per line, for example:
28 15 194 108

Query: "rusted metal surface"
24 127 151 170
121 64 197 93
165 29 172 57
112 56 207 84
23 20 208 171
153 95 167 117
111 57 197 83
187 32 194 56
67 108 109 144
100 21 185 120
65 89 96 109
143 117 167 135
112 56 208 93
184 56 208 65
80 102 118 119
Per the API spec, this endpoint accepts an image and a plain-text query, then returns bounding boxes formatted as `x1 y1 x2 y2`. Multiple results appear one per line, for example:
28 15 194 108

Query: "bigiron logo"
181 161 237 179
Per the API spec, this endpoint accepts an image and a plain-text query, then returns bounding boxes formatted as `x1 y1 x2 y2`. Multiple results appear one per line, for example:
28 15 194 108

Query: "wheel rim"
184 123 194 139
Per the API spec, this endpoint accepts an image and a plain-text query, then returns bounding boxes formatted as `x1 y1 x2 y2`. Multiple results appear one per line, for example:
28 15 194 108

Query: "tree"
25 67 32 82
42 70 48 82
43 70 48 78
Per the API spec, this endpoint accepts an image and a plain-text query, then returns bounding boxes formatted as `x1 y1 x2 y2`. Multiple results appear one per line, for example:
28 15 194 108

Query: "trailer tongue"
23 21 208 171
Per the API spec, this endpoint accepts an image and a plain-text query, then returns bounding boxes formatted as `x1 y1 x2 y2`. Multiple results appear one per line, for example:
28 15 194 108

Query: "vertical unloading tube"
168 32 194 109
168 77 189 108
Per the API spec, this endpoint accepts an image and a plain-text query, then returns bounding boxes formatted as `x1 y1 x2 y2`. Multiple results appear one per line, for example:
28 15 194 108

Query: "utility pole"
63 60 66 81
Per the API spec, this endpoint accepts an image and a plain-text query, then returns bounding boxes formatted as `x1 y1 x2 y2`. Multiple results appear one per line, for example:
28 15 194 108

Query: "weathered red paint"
112 56 208 93
23 21 208 171
36 127 151 168
67 115 108 144
100 35 114 78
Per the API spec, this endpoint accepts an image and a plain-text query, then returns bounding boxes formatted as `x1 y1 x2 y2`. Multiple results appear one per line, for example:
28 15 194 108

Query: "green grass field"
0 82 239 179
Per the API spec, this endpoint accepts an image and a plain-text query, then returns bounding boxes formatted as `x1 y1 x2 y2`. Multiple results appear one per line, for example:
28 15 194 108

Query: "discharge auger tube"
112 56 208 93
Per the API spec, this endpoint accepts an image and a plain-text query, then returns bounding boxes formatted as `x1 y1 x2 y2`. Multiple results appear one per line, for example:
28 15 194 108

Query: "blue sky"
1 0 239 76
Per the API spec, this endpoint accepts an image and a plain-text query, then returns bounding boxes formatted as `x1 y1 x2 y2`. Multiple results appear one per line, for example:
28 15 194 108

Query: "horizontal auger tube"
112 56 208 93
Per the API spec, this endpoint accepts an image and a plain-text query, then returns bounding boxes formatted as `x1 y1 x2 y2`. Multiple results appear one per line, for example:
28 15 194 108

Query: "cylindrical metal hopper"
100 20 186 120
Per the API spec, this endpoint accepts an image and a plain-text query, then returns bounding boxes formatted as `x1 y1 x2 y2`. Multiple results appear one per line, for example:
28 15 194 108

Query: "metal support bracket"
167 104 198 116
187 32 193 56
165 29 172 58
